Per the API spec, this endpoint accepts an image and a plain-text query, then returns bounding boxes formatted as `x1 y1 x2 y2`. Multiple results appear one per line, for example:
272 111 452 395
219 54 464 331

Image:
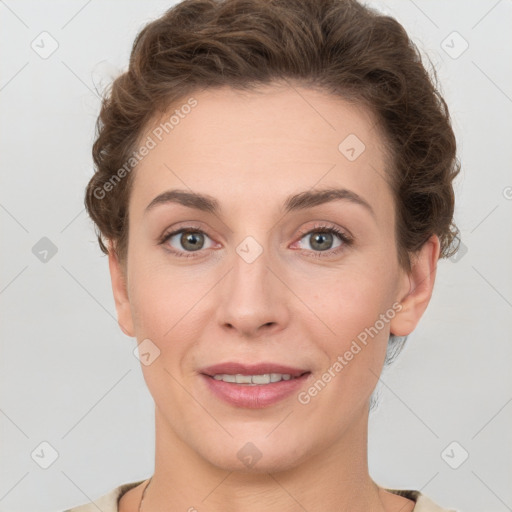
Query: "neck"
144 404 391 512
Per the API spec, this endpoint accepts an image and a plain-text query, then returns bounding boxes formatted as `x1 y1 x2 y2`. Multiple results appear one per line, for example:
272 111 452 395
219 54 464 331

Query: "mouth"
200 362 310 381
199 362 312 408
206 372 310 385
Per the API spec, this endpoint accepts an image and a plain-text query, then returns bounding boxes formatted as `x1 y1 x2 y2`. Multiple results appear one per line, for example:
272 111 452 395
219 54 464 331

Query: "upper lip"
200 362 310 378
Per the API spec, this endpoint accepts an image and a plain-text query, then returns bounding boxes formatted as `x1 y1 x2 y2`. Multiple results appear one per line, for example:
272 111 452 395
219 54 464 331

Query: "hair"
84 0 462 389
85 0 461 273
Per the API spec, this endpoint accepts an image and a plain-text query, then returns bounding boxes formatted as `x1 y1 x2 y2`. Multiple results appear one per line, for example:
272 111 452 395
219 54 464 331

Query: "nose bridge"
216 234 288 335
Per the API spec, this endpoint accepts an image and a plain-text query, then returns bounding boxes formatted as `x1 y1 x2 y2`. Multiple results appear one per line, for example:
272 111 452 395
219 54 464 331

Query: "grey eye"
167 230 213 252
299 231 343 252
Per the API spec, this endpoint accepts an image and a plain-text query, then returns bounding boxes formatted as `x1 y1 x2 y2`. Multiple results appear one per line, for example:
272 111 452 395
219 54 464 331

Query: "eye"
160 227 216 258
159 222 353 259
294 223 353 257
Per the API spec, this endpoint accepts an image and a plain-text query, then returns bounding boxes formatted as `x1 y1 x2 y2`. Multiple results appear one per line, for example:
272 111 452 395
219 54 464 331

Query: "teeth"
212 373 294 385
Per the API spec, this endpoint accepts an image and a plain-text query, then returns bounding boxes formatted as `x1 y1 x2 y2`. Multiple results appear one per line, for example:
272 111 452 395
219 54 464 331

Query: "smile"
212 373 301 385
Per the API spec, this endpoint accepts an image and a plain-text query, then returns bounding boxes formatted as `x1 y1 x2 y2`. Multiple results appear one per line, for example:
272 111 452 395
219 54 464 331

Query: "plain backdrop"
1 1 511 511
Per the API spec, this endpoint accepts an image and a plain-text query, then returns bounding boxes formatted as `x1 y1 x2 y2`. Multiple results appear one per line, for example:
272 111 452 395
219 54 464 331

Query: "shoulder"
386 488 461 512
60 479 146 512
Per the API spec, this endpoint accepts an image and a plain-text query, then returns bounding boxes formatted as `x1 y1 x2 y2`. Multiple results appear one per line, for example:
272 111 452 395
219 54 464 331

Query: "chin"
198 435 310 474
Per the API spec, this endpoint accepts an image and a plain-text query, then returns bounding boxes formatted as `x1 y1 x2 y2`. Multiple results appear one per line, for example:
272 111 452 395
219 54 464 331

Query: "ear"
390 234 440 337
108 244 135 337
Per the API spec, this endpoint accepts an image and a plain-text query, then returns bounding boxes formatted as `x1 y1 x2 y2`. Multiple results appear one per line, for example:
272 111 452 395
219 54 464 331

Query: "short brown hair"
85 0 461 272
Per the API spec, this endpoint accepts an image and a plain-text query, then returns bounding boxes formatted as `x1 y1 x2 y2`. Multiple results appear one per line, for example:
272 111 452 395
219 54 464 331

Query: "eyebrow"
144 187 375 218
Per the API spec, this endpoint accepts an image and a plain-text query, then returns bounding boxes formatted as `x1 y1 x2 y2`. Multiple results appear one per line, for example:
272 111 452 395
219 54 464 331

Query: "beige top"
62 479 459 512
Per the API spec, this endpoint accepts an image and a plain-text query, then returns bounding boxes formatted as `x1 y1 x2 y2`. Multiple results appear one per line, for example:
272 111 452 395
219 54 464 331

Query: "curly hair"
85 0 461 274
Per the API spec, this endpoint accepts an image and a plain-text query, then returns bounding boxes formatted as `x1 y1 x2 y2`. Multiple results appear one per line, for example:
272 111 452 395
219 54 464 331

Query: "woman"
65 0 461 510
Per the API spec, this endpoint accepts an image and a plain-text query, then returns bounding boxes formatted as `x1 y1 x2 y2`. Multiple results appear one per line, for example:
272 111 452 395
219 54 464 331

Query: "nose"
215 244 290 338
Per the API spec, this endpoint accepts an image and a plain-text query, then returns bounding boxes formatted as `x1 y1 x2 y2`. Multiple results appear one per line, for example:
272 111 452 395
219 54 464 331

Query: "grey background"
1 1 511 511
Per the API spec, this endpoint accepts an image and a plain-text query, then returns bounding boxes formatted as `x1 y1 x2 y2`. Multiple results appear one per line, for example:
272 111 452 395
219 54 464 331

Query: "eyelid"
295 222 353 242
158 221 207 242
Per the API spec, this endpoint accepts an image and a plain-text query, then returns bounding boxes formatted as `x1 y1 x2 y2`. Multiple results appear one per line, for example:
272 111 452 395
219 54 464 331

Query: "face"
109 82 438 473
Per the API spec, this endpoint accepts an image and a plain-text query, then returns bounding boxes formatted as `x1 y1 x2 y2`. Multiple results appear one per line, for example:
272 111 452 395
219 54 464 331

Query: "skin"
111 82 440 512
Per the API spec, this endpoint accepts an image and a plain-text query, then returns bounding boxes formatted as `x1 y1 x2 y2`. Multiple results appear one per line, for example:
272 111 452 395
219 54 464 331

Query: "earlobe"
107 244 135 338
390 234 441 337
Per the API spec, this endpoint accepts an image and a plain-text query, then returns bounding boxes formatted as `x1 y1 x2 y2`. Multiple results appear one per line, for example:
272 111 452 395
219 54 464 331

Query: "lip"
199 362 312 409
200 362 309 378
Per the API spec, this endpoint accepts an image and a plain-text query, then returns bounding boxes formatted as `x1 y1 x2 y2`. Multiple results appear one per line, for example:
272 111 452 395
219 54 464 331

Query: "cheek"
305 269 395 369
128 269 197 394
304 284 393 411
127 255 181 339
310 267 394 325
127 257 212 359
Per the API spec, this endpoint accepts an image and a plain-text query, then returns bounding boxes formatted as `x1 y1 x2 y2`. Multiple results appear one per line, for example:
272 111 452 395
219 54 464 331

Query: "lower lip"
201 373 311 409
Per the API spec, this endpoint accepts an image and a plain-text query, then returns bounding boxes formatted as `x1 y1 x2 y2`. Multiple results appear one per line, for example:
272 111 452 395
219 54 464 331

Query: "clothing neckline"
114 480 422 510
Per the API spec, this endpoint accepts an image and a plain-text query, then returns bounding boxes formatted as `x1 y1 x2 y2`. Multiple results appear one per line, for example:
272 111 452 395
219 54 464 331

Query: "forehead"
130 83 392 219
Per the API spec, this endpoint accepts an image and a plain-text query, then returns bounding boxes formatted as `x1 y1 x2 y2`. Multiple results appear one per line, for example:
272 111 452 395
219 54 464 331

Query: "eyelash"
295 223 353 259
158 223 353 259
